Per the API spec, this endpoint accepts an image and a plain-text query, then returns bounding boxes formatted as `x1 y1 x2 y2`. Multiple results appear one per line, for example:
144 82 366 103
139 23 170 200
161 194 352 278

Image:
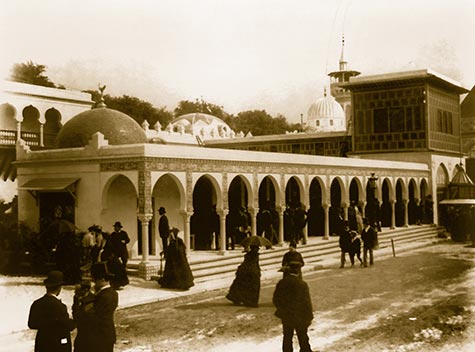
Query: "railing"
0 129 41 147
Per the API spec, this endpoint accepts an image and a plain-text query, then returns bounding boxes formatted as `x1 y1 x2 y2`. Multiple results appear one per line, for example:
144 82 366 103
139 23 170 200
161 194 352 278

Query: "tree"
84 90 173 128
227 110 297 136
174 99 227 119
9 61 57 88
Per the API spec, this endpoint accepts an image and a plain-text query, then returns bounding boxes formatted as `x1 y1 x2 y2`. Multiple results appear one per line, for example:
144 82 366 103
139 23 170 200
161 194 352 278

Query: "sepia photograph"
0 0 475 351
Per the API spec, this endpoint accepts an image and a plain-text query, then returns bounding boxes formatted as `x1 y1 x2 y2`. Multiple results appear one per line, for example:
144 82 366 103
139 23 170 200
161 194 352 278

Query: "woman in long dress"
226 245 261 307
158 228 194 290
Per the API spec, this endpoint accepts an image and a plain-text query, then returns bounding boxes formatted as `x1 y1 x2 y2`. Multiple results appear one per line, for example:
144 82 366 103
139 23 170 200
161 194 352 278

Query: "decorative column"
39 123 44 147
277 206 285 245
403 199 409 227
137 168 157 280
390 200 396 229
360 201 367 219
341 202 349 222
137 214 157 280
16 121 21 141
323 203 330 240
183 211 193 252
249 207 258 237
219 209 228 255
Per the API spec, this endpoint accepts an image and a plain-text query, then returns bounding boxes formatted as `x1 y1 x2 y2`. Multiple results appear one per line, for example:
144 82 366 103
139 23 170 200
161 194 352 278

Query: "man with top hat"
273 261 314 352
90 262 119 352
158 207 170 255
110 221 130 268
28 270 76 352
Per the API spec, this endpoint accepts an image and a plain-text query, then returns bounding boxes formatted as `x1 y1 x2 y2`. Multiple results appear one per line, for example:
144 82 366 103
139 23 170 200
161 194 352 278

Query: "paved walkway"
0 233 437 339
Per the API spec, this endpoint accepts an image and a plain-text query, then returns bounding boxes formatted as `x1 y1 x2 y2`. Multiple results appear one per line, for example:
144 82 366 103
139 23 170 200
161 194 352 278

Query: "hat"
289 240 297 248
158 207 166 215
170 227 179 235
44 270 64 287
91 262 113 281
113 221 123 228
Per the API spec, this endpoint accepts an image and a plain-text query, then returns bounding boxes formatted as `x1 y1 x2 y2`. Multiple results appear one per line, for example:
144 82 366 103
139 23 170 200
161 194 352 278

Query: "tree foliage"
9 60 58 88
174 99 227 119
84 90 174 128
226 110 299 136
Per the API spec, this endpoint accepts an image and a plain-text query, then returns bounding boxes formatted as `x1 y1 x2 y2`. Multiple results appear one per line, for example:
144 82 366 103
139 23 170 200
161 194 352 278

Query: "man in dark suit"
361 218 378 267
158 207 170 255
273 262 314 352
91 262 119 352
28 270 76 352
110 221 130 267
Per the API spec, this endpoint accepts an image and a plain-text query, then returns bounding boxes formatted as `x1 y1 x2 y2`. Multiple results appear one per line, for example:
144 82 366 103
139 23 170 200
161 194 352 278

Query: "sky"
1 0 475 123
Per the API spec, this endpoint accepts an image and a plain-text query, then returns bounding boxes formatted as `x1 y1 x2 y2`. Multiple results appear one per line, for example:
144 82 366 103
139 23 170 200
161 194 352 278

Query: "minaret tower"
327 35 360 133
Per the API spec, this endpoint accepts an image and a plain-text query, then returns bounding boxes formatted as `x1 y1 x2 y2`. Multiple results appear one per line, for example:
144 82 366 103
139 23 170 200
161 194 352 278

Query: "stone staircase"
127 225 444 283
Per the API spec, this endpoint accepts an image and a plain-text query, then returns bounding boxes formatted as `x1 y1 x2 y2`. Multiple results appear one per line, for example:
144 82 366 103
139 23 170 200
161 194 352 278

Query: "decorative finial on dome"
96 84 107 108
324 87 327 97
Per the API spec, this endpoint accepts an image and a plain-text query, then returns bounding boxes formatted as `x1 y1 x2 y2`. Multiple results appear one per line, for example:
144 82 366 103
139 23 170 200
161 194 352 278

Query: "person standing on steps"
110 221 130 269
158 207 170 256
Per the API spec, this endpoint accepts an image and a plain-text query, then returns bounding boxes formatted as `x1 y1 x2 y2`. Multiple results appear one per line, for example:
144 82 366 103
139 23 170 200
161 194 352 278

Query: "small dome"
56 107 147 148
307 94 345 132
165 113 234 139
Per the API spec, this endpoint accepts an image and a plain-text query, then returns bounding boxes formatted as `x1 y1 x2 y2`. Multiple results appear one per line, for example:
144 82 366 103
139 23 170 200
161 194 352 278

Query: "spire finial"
96 84 107 108
339 34 347 71
324 87 327 97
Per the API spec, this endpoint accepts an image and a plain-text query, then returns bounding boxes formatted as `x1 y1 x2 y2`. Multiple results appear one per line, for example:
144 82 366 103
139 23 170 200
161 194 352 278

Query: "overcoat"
273 274 313 328
28 294 75 352
109 230 130 260
91 286 118 352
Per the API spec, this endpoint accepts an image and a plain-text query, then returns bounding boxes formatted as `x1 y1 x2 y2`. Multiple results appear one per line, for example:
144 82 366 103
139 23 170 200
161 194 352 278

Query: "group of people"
226 241 314 352
29 262 118 352
339 217 378 268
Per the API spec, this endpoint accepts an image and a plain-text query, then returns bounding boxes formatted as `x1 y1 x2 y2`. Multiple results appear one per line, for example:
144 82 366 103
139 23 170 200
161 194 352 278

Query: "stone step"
127 225 442 280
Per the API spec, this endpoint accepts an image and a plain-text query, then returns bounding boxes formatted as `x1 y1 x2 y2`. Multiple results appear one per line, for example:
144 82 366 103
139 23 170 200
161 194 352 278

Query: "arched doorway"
308 178 324 236
258 176 279 242
395 179 405 227
192 175 218 250
330 178 342 235
228 176 252 248
381 179 392 227
348 178 362 231
408 179 418 225
103 175 138 256
152 174 184 254
436 164 449 226
284 177 303 241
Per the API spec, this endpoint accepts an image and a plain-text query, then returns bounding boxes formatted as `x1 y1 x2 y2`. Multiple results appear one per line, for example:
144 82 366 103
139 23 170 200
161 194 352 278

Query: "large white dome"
307 94 346 132
165 113 235 140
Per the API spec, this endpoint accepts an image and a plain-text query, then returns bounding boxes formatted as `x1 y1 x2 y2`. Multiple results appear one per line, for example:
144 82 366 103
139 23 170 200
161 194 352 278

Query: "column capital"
218 208 229 217
137 213 153 223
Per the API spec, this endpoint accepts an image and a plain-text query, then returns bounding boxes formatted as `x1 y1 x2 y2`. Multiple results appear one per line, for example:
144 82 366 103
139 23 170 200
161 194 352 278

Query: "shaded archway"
381 179 392 227
395 179 405 227
349 178 363 231
408 179 419 225
192 175 219 250
152 174 185 254
44 108 62 147
258 176 279 242
330 178 343 235
228 176 252 247
284 177 303 241
22 105 41 146
436 164 450 226
102 175 138 256
308 178 324 236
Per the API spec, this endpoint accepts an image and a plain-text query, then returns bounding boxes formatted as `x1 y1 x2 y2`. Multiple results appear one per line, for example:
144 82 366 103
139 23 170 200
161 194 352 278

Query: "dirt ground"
112 241 475 352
